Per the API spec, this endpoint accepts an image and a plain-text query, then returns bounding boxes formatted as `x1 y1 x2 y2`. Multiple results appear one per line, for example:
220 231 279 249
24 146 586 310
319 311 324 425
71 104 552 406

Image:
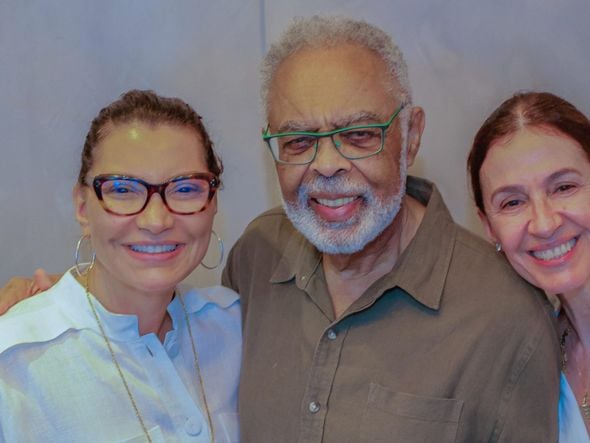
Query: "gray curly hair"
261 16 412 117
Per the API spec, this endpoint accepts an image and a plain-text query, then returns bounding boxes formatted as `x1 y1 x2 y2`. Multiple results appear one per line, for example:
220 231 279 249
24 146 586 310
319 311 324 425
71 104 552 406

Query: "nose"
528 199 562 238
135 193 174 234
309 136 352 177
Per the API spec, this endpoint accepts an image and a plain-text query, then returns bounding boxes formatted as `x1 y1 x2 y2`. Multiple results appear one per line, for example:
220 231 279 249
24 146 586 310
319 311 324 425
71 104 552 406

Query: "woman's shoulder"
178 284 240 308
176 284 241 322
0 271 80 354
174 284 242 335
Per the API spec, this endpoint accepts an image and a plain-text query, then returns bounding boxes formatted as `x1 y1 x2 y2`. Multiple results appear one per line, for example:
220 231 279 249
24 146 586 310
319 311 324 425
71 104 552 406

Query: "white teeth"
316 196 356 208
531 238 576 261
130 244 178 254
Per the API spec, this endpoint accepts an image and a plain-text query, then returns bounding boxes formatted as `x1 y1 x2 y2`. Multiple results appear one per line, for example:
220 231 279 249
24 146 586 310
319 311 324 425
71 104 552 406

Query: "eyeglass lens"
269 126 383 164
100 177 212 215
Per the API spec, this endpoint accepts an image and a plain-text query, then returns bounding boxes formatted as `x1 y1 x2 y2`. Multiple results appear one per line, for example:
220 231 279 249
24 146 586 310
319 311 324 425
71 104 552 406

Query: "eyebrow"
490 185 524 202
276 111 383 133
546 168 583 182
490 168 583 201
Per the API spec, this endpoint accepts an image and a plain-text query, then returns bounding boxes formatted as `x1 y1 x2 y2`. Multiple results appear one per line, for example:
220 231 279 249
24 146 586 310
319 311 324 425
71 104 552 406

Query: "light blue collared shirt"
559 372 590 442
0 270 241 442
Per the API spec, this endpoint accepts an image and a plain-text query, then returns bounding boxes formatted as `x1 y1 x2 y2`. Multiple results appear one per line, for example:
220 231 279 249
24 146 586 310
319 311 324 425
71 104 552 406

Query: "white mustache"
297 176 369 202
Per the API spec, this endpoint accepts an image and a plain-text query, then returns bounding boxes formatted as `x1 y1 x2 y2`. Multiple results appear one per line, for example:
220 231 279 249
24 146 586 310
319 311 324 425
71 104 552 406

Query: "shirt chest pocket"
358 383 464 443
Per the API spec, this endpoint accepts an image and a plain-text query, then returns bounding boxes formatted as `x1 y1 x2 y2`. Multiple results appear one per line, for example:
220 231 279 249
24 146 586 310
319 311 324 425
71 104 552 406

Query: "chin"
533 274 586 296
133 270 186 294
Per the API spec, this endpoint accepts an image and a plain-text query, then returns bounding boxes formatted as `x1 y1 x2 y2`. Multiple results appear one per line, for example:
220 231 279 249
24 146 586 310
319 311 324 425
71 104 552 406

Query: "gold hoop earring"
201 230 224 270
75 235 96 277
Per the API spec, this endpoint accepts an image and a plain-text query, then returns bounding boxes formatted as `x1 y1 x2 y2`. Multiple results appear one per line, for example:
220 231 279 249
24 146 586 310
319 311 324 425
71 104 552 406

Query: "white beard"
283 141 408 255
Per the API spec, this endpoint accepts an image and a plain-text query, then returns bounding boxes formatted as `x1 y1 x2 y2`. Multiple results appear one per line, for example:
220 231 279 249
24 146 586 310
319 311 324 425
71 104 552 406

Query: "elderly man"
0 15 559 443
222 16 559 442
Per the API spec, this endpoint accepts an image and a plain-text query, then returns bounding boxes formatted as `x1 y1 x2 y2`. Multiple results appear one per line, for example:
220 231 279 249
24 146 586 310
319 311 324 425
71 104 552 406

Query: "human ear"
405 106 425 167
72 184 91 236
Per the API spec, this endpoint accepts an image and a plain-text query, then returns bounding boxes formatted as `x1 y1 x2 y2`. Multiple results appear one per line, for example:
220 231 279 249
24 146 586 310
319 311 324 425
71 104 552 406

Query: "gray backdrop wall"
2 0 589 287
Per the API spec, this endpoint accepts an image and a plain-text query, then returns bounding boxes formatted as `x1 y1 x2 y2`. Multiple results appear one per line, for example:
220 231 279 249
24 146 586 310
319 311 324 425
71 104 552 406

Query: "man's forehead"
275 109 385 133
267 83 399 131
266 44 399 129
272 45 391 92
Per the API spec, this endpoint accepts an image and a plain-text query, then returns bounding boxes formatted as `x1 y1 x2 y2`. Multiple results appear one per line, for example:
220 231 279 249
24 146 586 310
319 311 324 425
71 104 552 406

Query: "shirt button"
309 401 321 414
327 329 337 340
184 416 203 436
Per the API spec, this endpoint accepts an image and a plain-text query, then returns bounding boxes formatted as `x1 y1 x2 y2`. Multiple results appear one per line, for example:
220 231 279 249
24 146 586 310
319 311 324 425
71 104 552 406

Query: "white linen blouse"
0 269 241 442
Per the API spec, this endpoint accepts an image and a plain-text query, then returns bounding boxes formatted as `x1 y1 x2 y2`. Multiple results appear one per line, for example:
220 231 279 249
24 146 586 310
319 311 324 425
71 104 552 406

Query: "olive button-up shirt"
223 176 559 443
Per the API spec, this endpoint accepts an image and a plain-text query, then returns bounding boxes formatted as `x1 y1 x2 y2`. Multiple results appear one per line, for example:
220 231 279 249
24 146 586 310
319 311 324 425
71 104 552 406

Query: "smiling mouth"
315 196 357 208
129 244 179 254
529 238 577 261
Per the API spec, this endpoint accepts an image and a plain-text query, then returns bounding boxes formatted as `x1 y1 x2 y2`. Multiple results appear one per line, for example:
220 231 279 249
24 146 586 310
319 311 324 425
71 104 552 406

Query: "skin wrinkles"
267 43 425 315
488 168 585 213
479 127 590 296
276 110 385 134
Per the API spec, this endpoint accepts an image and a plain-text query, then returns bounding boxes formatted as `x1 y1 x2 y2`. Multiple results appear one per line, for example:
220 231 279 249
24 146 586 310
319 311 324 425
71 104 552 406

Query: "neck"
560 287 590 347
82 265 174 342
323 195 425 317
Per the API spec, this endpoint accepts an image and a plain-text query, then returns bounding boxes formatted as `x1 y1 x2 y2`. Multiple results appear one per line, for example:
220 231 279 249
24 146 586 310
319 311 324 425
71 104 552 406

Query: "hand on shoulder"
0 269 58 314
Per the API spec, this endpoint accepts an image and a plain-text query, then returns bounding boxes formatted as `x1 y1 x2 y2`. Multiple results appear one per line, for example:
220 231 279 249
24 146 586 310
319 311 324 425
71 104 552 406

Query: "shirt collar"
381 176 456 310
269 227 321 289
55 270 142 340
169 284 240 317
59 271 239 340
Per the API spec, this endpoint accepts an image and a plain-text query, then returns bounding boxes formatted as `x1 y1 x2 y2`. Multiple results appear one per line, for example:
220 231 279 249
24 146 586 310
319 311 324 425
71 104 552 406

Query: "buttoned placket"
297 321 350 442
293 261 401 443
139 332 212 442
